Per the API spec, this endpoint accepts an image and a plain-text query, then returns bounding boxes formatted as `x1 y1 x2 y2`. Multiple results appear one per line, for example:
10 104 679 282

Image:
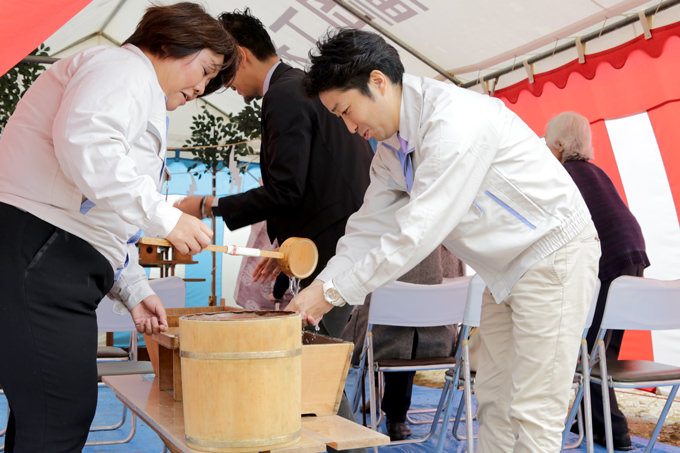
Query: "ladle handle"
138 237 284 259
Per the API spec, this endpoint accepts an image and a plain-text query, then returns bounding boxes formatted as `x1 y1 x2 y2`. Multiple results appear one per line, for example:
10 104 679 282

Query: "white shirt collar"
397 73 422 146
263 61 282 95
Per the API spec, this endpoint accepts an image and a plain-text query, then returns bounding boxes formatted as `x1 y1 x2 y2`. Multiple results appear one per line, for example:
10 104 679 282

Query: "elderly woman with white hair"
545 111 650 451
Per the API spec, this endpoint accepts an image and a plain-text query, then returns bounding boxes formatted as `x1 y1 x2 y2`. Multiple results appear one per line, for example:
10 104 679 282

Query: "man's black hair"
304 28 404 97
218 8 277 61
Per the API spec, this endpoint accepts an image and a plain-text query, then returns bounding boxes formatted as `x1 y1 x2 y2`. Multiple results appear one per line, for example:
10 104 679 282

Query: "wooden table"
103 374 390 453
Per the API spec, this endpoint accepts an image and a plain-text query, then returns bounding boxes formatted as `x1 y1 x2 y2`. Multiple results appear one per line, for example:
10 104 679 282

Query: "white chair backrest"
463 274 485 327
600 276 680 331
368 275 472 328
96 277 186 332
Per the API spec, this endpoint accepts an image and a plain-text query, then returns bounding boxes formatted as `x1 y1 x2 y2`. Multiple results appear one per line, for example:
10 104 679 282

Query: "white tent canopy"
38 0 680 147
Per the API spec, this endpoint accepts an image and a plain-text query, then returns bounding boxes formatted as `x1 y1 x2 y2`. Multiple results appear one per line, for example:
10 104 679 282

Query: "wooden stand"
137 241 203 281
103 375 390 453
147 309 354 417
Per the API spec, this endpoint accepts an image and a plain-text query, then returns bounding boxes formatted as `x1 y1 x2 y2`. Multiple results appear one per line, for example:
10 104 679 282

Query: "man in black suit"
176 9 373 340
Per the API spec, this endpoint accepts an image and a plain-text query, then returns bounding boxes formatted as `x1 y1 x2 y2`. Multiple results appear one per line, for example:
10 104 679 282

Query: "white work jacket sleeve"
323 101 499 305
107 244 155 311
51 58 180 238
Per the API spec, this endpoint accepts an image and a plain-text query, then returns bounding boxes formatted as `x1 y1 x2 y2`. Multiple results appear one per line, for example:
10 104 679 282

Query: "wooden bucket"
179 311 302 452
278 237 318 279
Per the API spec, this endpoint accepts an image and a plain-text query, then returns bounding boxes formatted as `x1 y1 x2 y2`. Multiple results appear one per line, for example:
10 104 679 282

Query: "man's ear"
369 69 388 94
238 46 250 67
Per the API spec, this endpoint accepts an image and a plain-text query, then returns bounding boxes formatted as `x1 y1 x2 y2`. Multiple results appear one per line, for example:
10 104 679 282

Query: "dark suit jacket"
216 63 374 284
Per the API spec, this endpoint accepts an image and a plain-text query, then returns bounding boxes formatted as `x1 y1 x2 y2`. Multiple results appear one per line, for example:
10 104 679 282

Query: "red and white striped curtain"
495 21 680 366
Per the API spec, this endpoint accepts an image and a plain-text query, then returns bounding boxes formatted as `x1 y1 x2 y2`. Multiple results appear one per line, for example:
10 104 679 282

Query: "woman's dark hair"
304 28 404 97
123 2 240 96
218 8 277 61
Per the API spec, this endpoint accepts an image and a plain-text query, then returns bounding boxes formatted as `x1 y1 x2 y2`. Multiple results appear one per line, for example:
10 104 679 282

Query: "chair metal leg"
581 340 594 453
562 338 593 452
452 387 466 440
435 367 463 453
597 341 614 453
0 390 6 452
85 411 137 446
463 341 474 452
562 381 584 450
90 404 127 431
367 333 378 434
644 384 679 453
0 403 6 437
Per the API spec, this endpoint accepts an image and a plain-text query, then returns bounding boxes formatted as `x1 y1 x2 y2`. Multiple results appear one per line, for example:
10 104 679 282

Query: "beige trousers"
475 223 600 452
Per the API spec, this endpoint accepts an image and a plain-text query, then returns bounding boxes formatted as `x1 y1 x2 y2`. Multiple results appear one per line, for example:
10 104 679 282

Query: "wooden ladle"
138 236 318 279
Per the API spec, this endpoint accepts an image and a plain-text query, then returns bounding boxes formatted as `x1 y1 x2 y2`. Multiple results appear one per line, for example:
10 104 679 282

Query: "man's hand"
166 213 212 255
130 294 168 335
287 280 333 327
252 255 280 283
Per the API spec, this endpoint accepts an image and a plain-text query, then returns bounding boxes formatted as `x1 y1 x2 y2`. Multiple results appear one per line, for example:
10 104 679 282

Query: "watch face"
325 287 341 302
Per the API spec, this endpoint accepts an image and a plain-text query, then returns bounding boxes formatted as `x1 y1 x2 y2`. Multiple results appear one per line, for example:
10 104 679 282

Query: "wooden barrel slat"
180 311 302 452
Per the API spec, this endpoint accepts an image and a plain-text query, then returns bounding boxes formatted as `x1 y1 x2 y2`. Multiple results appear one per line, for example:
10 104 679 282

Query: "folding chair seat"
354 276 472 446
587 276 680 453
87 276 186 446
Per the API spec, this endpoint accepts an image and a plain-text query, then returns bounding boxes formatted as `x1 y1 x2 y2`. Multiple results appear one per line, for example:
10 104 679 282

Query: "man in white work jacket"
289 28 601 452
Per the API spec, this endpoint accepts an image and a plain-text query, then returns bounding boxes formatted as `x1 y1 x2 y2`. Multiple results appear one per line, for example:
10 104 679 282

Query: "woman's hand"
130 294 168 335
166 213 212 255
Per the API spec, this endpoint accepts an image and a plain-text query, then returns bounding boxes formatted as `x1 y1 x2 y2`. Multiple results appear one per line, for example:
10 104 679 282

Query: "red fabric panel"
0 0 91 76
647 101 680 223
494 22 680 364
497 21 680 106
619 330 654 361
589 119 627 206
497 21 680 136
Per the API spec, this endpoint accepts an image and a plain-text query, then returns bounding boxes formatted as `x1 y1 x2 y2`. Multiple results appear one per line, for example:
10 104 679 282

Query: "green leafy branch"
184 99 262 180
0 44 51 133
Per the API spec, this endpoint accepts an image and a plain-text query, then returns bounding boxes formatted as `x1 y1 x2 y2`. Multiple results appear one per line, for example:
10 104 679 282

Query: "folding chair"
87 276 186 446
435 273 485 453
588 276 680 453
437 276 599 453
354 276 472 446
561 279 600 453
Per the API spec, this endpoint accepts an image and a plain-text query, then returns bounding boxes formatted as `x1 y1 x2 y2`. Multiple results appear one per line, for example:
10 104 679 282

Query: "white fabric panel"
652 331 680 367
605 113 680 281
221 223 250 307
605 114 680 366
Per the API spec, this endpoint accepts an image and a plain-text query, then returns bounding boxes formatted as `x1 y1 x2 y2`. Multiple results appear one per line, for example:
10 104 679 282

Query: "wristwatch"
322 280 347 307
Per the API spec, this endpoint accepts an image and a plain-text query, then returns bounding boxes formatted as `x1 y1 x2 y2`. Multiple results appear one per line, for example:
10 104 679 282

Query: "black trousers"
583 263 646 438
0 203 113 452
380 330 420 423
382 372 415 423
